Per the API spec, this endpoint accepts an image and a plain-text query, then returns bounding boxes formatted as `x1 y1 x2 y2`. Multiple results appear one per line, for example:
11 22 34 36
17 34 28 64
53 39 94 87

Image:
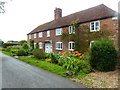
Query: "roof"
28 4 117 34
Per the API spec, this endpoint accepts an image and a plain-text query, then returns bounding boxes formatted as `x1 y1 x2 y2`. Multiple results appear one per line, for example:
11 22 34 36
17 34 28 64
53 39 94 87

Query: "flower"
80 56 83 58
75 51 79 53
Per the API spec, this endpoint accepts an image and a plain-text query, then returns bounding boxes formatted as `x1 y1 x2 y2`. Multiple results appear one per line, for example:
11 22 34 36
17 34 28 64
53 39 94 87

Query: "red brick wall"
27 17 118 52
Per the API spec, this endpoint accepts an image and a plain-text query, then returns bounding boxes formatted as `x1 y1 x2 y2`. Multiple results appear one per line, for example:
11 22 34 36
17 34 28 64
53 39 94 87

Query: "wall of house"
27 17 118 52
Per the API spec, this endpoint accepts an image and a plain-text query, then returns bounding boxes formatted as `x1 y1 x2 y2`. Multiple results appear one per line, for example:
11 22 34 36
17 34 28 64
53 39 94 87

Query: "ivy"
61 19 113 53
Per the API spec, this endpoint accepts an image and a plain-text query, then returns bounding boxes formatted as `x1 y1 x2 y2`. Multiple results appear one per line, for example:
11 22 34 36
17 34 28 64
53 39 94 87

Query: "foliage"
33 49 46 59
30 39 34 50
45 59 52 63
0 40 4 47
89 38 117 72
5 46 12 52
22 43 29 50
16 49 28 56
3 43 20 48
17 57 66 77
47 53 60 64
61 18 114 53
10 49 19 55
35 43 39 49
19 40 27 45
62 57 91 73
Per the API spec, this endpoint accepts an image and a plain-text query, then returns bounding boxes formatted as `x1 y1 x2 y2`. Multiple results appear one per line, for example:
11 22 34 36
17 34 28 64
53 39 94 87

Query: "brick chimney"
54 8 62 20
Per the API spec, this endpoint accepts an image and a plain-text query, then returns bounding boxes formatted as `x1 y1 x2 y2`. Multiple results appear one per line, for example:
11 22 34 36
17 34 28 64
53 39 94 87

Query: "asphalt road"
1 53 86 88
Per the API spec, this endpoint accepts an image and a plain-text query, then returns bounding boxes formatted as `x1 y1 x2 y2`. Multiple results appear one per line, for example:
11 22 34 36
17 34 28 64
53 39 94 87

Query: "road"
1 53 86 88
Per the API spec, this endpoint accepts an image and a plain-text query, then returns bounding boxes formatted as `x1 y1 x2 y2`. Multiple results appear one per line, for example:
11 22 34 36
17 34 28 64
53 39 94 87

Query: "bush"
22 43 29 50
16 49 28 56
63 58 91 74
10 49 19 54
33 49 46 59
89 38 117 72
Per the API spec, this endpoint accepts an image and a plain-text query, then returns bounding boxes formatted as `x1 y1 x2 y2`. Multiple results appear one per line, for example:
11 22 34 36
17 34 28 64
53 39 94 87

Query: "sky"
0 0 119 42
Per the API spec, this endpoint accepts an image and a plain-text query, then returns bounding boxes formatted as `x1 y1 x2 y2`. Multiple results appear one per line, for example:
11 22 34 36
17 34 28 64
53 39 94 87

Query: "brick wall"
27 17 118 52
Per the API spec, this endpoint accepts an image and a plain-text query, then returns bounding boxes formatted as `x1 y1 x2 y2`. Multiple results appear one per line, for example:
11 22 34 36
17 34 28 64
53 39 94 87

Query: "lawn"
17 57 67 77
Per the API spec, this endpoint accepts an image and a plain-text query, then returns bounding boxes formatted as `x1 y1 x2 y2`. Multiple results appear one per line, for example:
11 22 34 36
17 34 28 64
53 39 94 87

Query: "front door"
45 43 52 53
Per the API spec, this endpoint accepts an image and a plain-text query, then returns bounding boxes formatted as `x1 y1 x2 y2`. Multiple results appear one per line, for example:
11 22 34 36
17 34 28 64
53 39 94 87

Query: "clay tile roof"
28 4 117 34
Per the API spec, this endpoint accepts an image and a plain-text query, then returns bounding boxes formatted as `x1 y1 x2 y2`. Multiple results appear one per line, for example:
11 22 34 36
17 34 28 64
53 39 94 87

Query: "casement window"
39 42 42 49
34 33 37 38
39 32 43 38
68 41 75 51
90 41 95 48
90 21 100 32
29 34 31 39
112 17 118 20
56 42 63 50
47 30 50 37
56 28 62 36
69 26 75 34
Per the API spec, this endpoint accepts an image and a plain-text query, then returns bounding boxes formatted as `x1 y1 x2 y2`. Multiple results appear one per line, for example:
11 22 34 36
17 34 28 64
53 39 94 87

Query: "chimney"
54 8 62 20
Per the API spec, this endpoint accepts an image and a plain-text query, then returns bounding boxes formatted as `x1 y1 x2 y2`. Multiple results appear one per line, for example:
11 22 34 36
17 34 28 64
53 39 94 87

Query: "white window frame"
47 30 50 37
90 21 100 32
56 42 63 50
56 28 62 36
29 34 31 39
34 33 37 38
39 32 43 38
69 26 75 34
90 41 95 48
68 41 75 51
112 17 118 20
39 42 43 49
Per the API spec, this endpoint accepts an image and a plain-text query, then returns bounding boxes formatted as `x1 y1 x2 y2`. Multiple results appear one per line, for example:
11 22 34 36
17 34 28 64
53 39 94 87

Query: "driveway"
1 53 86 88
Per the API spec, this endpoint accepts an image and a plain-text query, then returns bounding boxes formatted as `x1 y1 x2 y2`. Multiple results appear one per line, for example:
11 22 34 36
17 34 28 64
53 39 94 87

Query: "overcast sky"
0 0 119 42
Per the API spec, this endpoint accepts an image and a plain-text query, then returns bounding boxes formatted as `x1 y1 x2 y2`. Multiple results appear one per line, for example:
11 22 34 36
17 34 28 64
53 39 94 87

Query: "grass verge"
1 51 14 56
17 57 67 77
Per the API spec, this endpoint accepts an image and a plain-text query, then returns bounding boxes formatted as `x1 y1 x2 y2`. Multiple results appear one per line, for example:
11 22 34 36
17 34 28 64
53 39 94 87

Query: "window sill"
56 48 62 50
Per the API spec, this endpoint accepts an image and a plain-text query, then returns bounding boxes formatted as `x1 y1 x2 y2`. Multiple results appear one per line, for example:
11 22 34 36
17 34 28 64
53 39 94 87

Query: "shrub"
22 43 29 50
33 49 46 59
45 59 52 63
16 49 27 56
63 58 91 74
89 38 117 72
10 49 19 54
35 43 39 49
48 53 60 64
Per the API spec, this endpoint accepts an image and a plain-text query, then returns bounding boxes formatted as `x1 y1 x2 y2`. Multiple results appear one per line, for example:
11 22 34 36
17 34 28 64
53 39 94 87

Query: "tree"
19 40 27 45
0 1 6 13
0 40 4 47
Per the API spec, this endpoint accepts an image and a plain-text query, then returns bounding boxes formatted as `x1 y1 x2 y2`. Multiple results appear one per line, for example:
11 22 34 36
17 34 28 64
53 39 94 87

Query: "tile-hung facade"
27 4 118 53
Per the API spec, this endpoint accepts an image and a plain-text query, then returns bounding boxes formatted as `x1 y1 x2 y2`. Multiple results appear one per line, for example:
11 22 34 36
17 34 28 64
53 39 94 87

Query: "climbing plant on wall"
61 19 114 53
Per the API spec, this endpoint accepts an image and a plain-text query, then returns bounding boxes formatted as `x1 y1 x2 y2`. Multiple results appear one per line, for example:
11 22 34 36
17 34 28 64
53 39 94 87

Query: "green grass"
17 57 67 77
1 51 14 56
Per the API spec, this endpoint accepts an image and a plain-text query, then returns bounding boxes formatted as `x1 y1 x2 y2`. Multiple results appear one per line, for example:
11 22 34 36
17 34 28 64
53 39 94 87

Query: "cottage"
27 4 118 53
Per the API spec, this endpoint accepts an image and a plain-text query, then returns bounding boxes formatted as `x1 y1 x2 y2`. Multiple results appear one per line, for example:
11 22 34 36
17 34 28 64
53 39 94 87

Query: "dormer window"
90 21 100 32
69 26 75 34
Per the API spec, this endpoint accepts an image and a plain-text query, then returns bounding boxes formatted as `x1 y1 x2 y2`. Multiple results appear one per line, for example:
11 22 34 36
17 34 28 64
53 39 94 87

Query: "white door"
45 43 52 53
